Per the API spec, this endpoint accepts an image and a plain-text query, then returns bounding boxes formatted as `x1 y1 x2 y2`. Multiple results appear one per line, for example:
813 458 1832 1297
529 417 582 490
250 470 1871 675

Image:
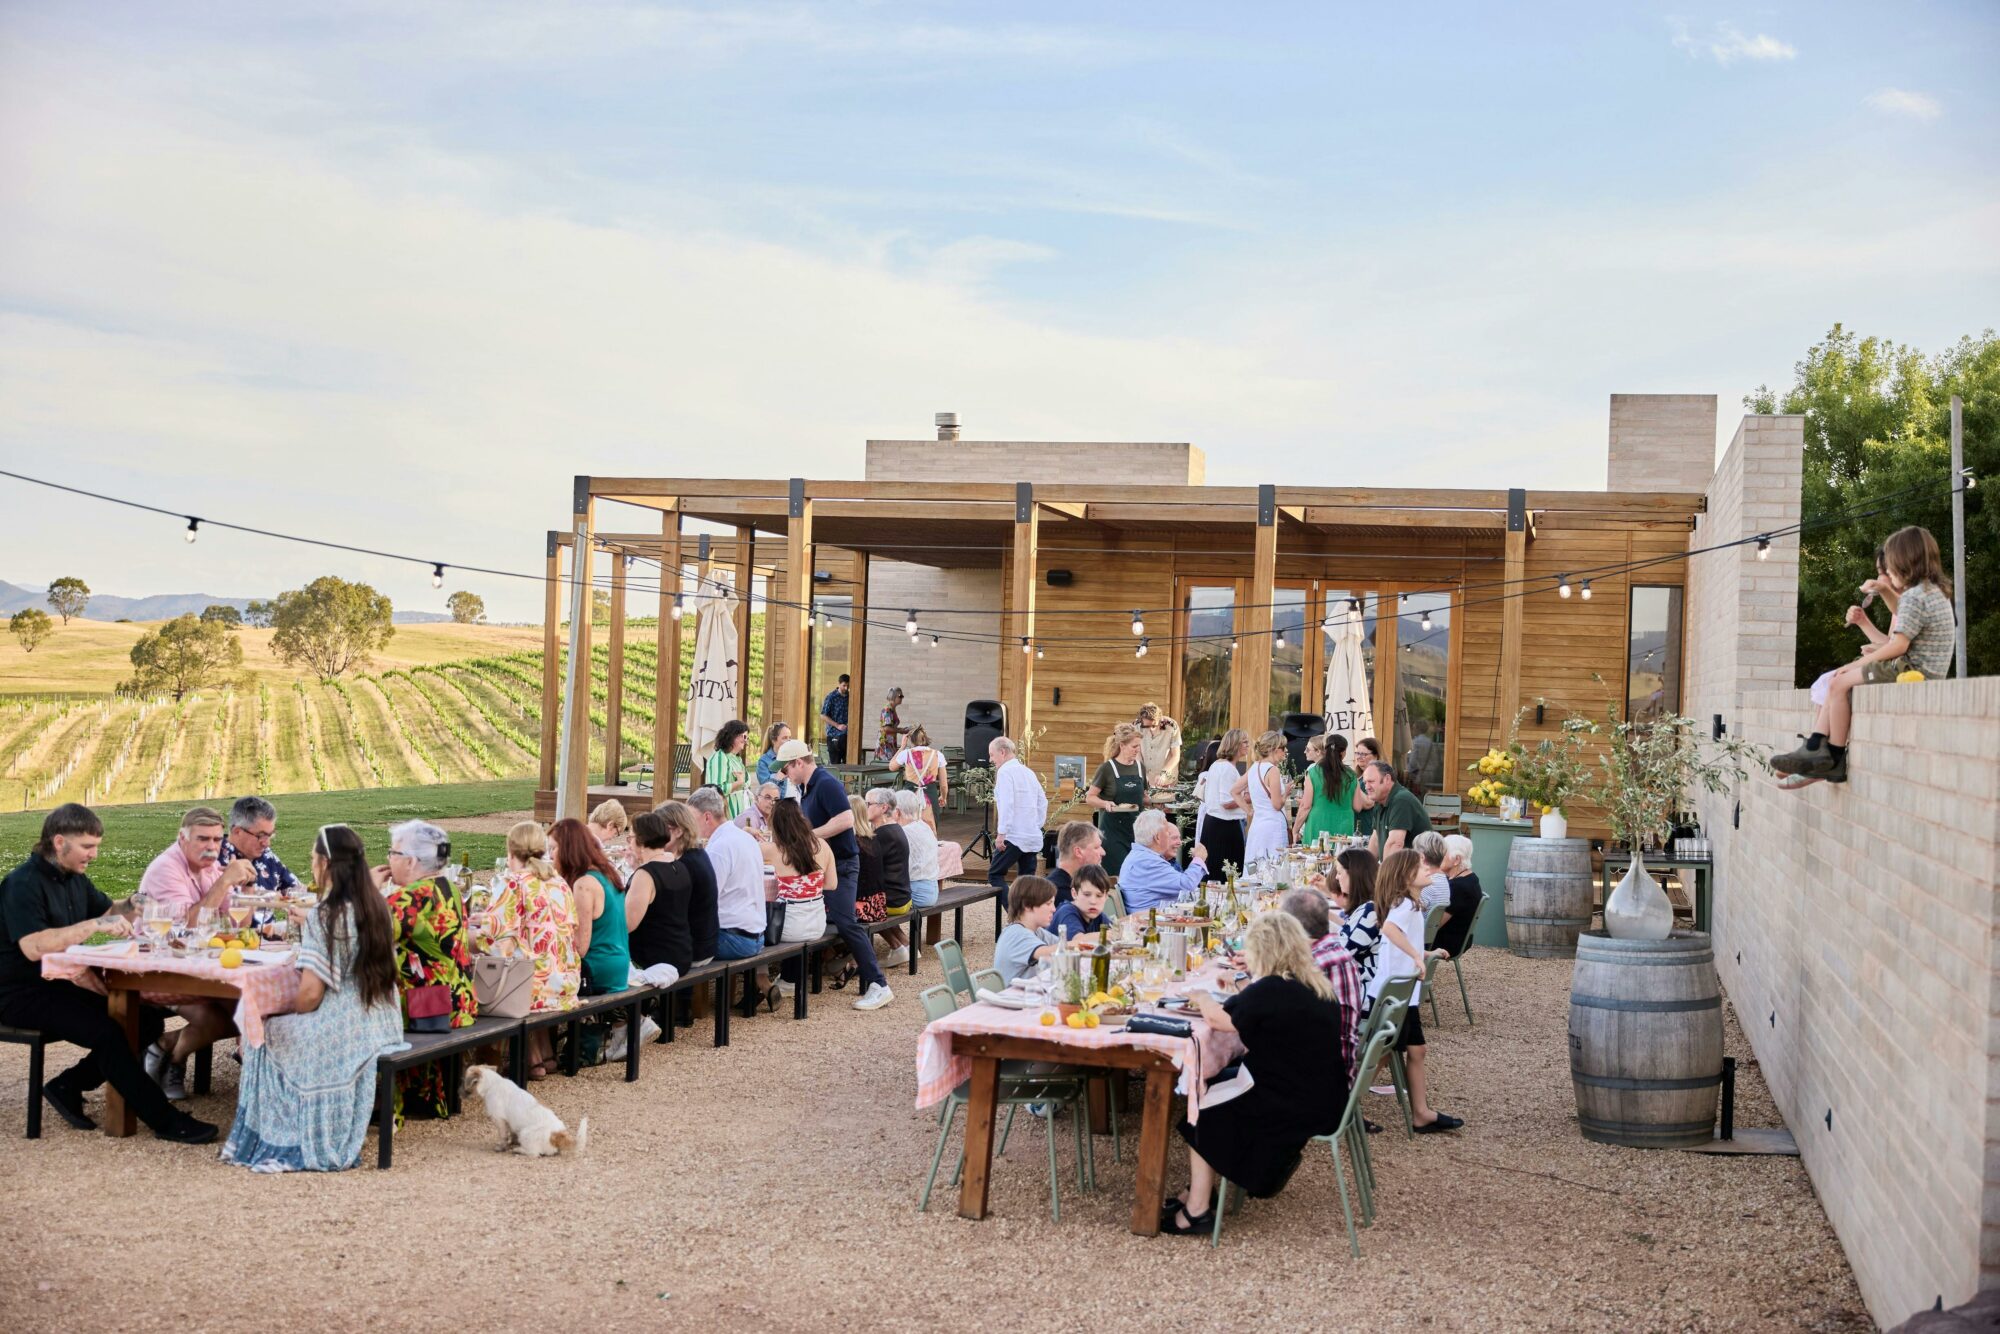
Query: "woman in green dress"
1294 733 1359 844
551 819 631 996
377 820 478 1121
702 720 753 820
1086 722 1148 877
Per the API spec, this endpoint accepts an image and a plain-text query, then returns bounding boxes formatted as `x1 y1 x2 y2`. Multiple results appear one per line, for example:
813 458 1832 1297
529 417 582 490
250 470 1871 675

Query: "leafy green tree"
446 590 486 624
243 599 273 628
45 576 90 624
125 614 243 699
200 603 242 627
269 576 395 680
9 608 52 653
1747 324 1995 683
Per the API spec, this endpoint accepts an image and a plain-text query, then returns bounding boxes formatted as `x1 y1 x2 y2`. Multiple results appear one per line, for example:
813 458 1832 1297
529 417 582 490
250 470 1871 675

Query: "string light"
1755 535 1771 560
904 609 919 635
1035 645 1045 659
1964 468 1978 490
1275 628 1286 648
1420 610 1432 631
929 633 941 649
1556 574 1572 598
1136 637 1149 659
669 594 684 621
184 518 199 544
431 563 445 589
1349 598 1361 614
1131 610 1144 636
1580 579 1593 601
1020 636 1032 655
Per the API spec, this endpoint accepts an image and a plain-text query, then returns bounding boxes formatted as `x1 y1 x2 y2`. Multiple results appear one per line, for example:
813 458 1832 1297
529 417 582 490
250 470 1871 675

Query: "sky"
0 1 1994 623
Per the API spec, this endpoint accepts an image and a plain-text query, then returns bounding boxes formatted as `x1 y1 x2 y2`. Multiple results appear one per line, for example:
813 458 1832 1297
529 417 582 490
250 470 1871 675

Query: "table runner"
42 943 302 1048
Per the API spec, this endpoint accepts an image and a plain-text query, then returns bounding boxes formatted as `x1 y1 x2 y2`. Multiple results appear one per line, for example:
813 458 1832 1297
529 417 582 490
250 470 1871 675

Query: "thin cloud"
1669 19 1798 65
1865 88 1943 120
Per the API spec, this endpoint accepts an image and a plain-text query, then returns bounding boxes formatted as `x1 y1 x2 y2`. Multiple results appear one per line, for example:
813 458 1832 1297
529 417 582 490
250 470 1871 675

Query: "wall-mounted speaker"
1046 570 1074 586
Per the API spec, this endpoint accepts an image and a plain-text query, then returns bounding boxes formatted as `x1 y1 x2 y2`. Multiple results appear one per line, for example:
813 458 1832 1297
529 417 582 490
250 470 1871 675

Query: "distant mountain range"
0 581 450 624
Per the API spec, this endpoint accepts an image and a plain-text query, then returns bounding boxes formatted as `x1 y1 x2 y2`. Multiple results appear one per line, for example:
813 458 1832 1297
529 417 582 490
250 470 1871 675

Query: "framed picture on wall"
1054 754 1087 786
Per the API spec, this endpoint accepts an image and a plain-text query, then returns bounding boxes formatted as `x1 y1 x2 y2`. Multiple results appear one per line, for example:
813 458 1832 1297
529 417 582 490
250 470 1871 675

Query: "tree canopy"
446 590 486 624
125 614 243 700
269 576 394 680
1747 324 1994 683
243 599 273 628
200 603 243 626
45 577 90 624
9 608 52 653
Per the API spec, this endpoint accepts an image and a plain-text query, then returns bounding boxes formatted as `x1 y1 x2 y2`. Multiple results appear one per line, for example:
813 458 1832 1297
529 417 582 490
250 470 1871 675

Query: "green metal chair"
1420 903 1447 1026
1423 892 1488 1026
933 940 975 1006
970 968 1004 996
1359 980 1417 1137
1208 1026 1399 1254
916 985 1093 1219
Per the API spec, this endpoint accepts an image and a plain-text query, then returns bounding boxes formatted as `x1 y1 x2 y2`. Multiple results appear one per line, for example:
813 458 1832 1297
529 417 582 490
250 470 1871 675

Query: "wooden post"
762 567 779 732
733 526 755 728
691 533 713 793
1008 483 1038 744
1373 590 1399 754
782 479 814 745
1498 488 1528 732
849 548 869 753
603 554 627 786
1235 485 1278 735
654 513 682 802
540 531 562 793
556 479 595 821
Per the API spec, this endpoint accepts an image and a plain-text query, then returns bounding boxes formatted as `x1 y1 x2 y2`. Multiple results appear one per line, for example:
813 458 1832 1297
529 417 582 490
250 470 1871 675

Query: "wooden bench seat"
373 1014 526 1169
523 985 656 1080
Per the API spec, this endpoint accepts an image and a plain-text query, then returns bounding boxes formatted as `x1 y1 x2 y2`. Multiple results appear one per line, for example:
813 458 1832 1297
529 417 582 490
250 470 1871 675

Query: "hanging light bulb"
669 594 684 621
1275 628 1286 648
1349 598 1362 614
1035 645 1045 660
1580 580 1593 601
1131 610 1144 636
1420 610 1432 632
184 518 200 544
431 563 445 589
1020 637 1032 655
1755 535 1771 560
1963 467 1978 490
1136 637 1149 659
904 609 919 636
1557 574 1572 599
929 633 940 649
1230 637 1239 652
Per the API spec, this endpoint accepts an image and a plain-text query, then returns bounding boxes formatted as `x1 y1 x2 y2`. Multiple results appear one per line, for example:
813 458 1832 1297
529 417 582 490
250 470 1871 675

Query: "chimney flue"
935 412 960 441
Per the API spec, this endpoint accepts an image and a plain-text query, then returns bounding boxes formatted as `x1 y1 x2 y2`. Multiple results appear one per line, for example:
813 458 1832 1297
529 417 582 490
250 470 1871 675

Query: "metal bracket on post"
1507 488 1527 532
789 477 806 520
698 533 710 560
573 475 591 516
1257 483 1276 527
1016 481 1034 523
546 531 559 559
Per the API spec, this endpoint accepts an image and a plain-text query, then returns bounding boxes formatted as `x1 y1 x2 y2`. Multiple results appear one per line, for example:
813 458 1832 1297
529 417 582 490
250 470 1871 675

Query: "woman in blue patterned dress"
221 824 405 1172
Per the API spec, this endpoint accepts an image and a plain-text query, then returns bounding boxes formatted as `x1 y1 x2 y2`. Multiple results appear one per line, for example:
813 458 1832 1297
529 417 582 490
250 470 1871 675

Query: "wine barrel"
1568 930 1724 1149
1504 836 1593 958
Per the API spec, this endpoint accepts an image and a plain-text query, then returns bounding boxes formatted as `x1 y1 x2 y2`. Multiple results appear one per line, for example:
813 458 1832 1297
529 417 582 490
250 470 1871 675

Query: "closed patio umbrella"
1321 603 1375 745
686 570 740 763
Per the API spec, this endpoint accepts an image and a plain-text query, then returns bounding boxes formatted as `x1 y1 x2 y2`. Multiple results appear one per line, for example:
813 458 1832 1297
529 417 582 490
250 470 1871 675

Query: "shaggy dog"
462 1064 589 1157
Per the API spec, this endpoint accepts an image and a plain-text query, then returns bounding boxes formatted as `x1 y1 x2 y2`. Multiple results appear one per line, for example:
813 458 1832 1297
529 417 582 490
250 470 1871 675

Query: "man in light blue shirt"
1116 810 1208 915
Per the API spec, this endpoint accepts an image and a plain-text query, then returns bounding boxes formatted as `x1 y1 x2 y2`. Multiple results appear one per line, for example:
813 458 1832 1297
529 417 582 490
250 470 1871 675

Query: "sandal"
1160 1204 1214 1236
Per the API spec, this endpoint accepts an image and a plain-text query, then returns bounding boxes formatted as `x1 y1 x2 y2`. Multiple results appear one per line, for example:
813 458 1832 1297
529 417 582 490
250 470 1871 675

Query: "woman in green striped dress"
702 720 753 820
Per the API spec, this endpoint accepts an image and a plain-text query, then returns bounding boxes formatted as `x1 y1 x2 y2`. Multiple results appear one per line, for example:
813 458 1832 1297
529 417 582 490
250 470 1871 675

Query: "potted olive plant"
1593 709 1765 939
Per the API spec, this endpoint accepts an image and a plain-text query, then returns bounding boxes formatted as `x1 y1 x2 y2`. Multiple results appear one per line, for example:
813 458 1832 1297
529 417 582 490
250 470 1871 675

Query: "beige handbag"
472 937 535 1018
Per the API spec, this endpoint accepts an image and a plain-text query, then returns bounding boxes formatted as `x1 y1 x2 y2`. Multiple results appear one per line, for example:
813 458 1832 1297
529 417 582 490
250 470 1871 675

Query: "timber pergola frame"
544 476 1703 819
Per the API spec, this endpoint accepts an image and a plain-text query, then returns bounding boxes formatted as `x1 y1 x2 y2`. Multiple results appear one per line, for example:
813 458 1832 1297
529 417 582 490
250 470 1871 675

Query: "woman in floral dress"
481 821 582 1079
873 686 909 762
377 819 477 1120
222 824 405 1172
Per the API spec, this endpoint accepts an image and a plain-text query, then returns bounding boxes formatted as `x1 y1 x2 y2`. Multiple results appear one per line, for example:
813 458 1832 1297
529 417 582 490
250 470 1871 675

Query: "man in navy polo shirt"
778 739 892 1011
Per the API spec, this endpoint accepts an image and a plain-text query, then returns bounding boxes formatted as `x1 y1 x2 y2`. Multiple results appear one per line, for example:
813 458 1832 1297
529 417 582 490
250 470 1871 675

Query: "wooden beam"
557 480 595 821
1037 500 1087 520
848 549 869 758
540 531 561 792
1234 486 1278 734
733 526 754 729
1498 488 1528 734
692 535 713 793
1302 508 1506 529
1008 483 1039 745
603 557 627 786
782 479 814 744
654 513 682 803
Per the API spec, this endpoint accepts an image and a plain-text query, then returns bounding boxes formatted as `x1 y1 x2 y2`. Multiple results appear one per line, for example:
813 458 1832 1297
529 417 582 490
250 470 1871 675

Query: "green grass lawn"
0 779 537 898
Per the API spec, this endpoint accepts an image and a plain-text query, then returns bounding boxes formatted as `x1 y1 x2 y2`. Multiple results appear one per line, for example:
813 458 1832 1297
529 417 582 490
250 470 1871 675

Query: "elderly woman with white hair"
1430 832 1484 959
375 820 477 1119
893 789 942 910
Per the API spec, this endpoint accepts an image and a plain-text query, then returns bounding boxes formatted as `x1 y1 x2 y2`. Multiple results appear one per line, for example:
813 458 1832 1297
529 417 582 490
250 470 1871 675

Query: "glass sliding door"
809 596 852 745
1177 583 1235 759
1627 586 1684 723
1270 588 1308 725
1394 593 1451 794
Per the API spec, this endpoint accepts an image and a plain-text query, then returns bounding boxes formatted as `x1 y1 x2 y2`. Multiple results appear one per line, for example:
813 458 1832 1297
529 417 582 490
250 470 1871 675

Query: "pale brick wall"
864 440 1204 485
863 563 1000 749
1708 679 2000 1327
1609 393 1720 492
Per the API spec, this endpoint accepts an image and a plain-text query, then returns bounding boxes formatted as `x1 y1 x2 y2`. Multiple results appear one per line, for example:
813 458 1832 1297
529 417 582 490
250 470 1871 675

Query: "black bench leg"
625 1001 642 1083
447 1053 462 1115
563 1020 580 1076
26 1040 43 1139
954 906 965 941
509 1031 527 1087
193 1044 213 1096
811 947 824 994
794 968 809 1020
713 976 730 1048
660 994 677 1043
375 1074 395 1169
909 934 921 976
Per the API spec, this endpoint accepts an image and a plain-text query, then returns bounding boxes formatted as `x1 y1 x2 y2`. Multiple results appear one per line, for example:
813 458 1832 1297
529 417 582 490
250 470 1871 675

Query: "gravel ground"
0 907 1868 1334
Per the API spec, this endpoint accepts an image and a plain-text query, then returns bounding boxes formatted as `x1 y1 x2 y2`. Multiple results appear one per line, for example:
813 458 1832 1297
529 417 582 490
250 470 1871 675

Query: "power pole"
1951 395 1968 680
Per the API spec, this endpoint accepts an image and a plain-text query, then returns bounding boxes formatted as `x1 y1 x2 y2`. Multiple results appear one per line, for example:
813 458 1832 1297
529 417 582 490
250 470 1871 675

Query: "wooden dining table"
41 943 300 1137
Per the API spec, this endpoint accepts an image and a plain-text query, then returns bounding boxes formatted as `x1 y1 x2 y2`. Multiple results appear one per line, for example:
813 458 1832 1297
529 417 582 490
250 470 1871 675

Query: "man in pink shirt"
134 807 249 1100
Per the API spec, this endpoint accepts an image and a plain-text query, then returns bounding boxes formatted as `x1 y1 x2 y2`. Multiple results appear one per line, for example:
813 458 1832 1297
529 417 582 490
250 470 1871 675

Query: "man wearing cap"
777 739 893 1011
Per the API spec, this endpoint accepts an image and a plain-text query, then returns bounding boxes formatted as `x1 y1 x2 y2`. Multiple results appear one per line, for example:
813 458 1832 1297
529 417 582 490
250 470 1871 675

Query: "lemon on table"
1084 1012 1101 1028
1038 1011 1057 1027
240 931 260 948
207 936 228 950
1065 1013 1086 1028
219 948 243 969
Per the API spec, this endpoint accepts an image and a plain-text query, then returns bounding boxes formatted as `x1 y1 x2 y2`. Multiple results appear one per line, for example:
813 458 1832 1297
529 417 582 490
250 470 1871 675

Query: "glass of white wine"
140 900 174 956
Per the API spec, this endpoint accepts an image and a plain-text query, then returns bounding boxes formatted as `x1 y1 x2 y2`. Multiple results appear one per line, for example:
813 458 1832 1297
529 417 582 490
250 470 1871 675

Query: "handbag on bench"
472 936 536 1019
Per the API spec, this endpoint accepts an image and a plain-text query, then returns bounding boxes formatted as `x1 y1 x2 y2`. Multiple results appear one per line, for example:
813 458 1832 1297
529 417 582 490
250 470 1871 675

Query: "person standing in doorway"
818 675 851 766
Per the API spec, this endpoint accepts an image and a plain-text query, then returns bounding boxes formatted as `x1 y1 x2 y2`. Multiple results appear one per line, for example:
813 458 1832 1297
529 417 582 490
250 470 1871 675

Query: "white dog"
462 1064 589 1157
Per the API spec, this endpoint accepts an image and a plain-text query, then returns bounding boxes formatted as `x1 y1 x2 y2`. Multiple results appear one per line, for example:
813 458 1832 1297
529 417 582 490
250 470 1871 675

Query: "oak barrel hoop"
1567 930 1725 1149
1504 836 1593 958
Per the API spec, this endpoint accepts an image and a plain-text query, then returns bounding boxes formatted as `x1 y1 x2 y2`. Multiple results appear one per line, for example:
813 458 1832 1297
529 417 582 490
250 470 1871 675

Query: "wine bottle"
1144 906 1160 949
1091 925 1112 996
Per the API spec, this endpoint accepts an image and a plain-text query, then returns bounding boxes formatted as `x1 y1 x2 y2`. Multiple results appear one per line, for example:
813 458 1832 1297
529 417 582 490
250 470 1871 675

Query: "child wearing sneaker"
1773 525 1956 787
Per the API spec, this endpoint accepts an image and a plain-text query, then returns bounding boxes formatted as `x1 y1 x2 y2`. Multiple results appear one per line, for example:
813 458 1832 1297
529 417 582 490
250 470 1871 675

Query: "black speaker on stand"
961 700 1007 860
1281 712 1325 775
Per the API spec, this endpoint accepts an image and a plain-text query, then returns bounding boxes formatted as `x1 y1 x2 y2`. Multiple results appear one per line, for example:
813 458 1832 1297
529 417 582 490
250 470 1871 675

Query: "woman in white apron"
1235 730 1290 868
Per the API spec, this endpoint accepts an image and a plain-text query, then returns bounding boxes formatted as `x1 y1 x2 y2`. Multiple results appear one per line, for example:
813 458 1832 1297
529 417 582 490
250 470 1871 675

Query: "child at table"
993 875 1060 986
1052 865 1117 942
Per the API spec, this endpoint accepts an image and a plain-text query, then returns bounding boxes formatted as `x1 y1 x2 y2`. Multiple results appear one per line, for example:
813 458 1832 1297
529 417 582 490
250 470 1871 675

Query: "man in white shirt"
985 736 1047 890
689 786 766 962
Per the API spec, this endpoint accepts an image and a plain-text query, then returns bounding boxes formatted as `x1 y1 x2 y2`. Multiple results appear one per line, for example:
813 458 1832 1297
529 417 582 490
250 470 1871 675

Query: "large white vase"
1603 858 1673 940
1539 809 1568 839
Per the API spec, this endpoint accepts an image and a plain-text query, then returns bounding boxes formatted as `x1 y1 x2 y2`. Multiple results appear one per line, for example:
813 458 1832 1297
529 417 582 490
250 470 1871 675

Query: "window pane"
1270 589 1307 727
1180 586 1234 757
1319 590 1377 742
810 596 852 743
1628 586 1684 723
1394 593 1450 794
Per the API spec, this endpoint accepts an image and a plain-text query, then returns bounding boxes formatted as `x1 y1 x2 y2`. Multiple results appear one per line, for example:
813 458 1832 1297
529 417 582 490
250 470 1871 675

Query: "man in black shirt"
0 804 217 1142
1044 820 1105 907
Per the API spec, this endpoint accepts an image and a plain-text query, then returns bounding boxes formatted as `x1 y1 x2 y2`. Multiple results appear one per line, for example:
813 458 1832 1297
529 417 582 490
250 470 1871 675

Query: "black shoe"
43 1081 96 1131
1363 1118 1383 1135
1770 737 1836 776
1412 1112 1464 1134
153 1114 219 1144
1160 1203 1215 1236
1824 754 1848 784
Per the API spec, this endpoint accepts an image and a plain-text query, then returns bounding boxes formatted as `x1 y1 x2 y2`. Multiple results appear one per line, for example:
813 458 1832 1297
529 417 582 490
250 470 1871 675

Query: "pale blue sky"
1 2 1993 621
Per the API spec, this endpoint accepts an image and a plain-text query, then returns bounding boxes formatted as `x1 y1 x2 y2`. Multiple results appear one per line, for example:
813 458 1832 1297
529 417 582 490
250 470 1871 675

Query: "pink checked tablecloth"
937 840 965 881
915 990 1244 1121
43 943 302 1048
